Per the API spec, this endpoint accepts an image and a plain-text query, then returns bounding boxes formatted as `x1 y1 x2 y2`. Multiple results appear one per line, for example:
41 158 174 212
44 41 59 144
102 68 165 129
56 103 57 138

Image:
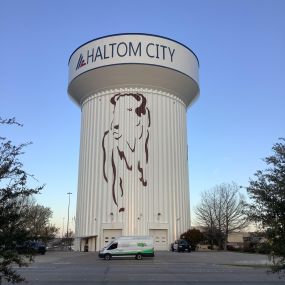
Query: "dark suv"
171 239 191 252
16 241 46 255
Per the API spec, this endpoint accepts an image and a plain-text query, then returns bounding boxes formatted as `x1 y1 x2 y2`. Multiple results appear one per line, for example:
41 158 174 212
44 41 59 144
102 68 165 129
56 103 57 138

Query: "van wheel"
104 254 111 260
136 253 142 260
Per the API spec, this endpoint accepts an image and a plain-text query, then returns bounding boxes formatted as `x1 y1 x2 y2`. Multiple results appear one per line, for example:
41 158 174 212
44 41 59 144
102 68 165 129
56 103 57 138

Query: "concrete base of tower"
74 221 187 252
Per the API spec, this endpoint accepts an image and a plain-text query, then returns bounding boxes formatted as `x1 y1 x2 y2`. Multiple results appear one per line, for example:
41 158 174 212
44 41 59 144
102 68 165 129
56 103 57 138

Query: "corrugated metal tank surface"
75 87 190 250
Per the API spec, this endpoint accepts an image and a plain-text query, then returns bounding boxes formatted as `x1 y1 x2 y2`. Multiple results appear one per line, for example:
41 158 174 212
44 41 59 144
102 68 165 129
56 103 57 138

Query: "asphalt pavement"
5 251 285 285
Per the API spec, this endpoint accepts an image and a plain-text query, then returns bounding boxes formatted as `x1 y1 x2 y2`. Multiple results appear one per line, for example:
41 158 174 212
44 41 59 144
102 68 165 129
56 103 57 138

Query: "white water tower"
68 33 199 251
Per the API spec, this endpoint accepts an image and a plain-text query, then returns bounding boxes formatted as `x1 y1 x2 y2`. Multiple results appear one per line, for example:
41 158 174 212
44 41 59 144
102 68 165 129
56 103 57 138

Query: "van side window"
108 242 118 250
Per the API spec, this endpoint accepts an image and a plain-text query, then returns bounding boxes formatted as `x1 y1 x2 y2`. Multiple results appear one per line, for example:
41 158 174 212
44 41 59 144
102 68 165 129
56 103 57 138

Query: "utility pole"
66 192 72 240
62 217 65 238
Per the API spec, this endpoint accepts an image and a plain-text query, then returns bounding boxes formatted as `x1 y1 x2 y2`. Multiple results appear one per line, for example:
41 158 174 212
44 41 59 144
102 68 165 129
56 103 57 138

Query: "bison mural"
102 93 151 211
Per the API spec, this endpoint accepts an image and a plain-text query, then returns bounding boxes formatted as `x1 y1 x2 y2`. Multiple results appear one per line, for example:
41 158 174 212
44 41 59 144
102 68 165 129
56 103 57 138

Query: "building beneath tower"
67 33 199 251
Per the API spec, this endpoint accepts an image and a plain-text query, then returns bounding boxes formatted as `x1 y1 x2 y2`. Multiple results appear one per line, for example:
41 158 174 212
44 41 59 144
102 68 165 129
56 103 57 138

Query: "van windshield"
107 242 118 250
103 241 113 249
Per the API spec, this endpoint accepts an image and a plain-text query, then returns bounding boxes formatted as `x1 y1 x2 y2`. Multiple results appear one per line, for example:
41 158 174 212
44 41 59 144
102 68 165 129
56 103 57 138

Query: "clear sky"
1 0 284 231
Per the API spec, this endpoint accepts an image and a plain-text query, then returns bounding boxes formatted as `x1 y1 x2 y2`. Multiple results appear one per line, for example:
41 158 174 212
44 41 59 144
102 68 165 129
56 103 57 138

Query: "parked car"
170 239 191 252
16 241 46 255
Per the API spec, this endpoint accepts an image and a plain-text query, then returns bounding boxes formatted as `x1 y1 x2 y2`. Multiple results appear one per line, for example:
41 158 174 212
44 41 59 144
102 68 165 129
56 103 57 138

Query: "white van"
98 236 154 260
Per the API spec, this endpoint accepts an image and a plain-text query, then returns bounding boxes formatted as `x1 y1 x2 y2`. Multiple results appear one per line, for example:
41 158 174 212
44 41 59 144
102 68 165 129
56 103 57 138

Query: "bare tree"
18 197 59 243
195 182 248 249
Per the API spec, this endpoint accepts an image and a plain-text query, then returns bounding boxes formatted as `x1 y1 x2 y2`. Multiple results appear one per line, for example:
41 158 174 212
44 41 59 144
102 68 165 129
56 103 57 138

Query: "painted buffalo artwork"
102 93 151 210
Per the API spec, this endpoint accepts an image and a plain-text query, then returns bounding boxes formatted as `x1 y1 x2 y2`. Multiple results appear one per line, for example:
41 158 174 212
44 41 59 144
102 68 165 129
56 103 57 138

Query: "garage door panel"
103 229 122 245
149 229 168 250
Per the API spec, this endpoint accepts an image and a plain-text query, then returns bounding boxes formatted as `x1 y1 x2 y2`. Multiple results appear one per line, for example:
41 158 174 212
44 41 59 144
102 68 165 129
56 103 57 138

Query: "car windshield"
179 240 188 245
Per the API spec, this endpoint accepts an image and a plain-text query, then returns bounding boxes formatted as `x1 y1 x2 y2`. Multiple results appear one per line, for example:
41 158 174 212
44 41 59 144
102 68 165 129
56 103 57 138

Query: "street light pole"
66 192 72 239
62 217 65 238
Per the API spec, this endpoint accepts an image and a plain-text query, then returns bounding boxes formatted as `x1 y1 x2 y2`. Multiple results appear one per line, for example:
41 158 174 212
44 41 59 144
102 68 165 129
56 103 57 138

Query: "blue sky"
1 0 284 230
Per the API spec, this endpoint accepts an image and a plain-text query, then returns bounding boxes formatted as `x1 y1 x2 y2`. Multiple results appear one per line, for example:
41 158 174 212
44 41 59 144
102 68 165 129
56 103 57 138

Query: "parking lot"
8 251 284 284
